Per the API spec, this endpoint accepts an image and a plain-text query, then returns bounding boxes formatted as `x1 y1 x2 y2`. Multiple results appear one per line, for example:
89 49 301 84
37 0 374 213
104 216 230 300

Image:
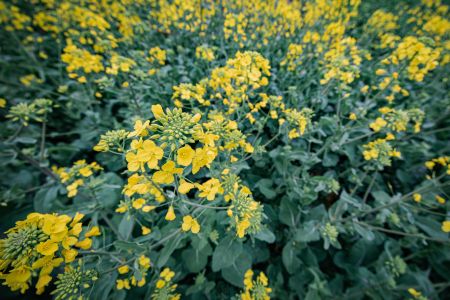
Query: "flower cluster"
370 107 424 133
7 98 55 126
98 103 263 238
53 160 103 197
151 268 180 300
362 136 401 167
51 261 98 300
240 269 271 300
116 255 152 290
0 212 100 294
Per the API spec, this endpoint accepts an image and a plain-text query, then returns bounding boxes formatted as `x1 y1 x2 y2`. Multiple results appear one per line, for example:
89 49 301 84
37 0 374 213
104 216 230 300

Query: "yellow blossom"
118 265 130 274
181 215 200 234
153 160 183 184
165 205 176 221
178 179 194 194
142 226 151 235
177 145 195 166
36 240 59 256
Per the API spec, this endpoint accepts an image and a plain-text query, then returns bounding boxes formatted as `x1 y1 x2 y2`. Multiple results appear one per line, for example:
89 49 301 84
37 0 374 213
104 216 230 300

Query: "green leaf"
294 221 320 243
279 198 299 227
157 233 184 268
33 185 59 212
282 242 302 274
221 251 252 288
182 243 212 273
211 235 243 272
118 213 134 240
256 178 277 199
353 223 375 241
254 227 276 243
114 240 145 252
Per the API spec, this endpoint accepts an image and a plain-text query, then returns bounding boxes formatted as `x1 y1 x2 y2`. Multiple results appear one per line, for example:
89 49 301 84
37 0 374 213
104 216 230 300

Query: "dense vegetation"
0 0 449 299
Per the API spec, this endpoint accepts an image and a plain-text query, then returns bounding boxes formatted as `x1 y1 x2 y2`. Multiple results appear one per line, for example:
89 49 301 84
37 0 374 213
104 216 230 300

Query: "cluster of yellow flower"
284 108 314 139
93 129 128 152
374 70 410 103
173 51 314 138
320 37 363 86
147 46 167 75
370 107 424 133
280 44 304 71
362 135 401 166
221 173 264 238
6 98 54 126
223 0 303 48
386 36 441 82
367 10 399 34
425 156 450 175
195 45 215 62
150 0 215 35
0 2 31 32
151 268 180 300
97 103 264 238
53 160 103 197
240 269 271 300
116 255 151 290
0 212 100 294
61 40 104 82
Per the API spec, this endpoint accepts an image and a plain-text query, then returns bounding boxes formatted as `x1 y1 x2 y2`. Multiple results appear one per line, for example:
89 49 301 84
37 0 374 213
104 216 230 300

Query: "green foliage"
0 0 450 299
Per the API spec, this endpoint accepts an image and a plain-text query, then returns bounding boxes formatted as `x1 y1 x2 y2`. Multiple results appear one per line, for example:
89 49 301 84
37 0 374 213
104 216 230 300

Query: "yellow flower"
425 161 435 169
116 279 131 290
75 238 92 249
192 146 217 174
61 236 78 250
177 145 195 166
408 288 422 298
412 193 422 203
151 104 165 119
198 178 224 201
441 221 450 233
0 98 7 108
132 198 146 209
181 215 200 234
116 205 128 213
85 226 101 237
36 240 59 256
349 113 357 120
79 166 93 177
32 256 63 275
165 205 176 221
142 205 156 212
142 226 151 235
118 265 130 274
178 179 194 194
237 219 251 238
156 279 166 289
70 212 84 226
160 268 175 281
126 140 164 171
36 274 52 295
139 255 151 269
436 195 446 204
153 160 183 184
61 248 78 263
5 266 31 293
370 117 387 132
128 120 150 138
